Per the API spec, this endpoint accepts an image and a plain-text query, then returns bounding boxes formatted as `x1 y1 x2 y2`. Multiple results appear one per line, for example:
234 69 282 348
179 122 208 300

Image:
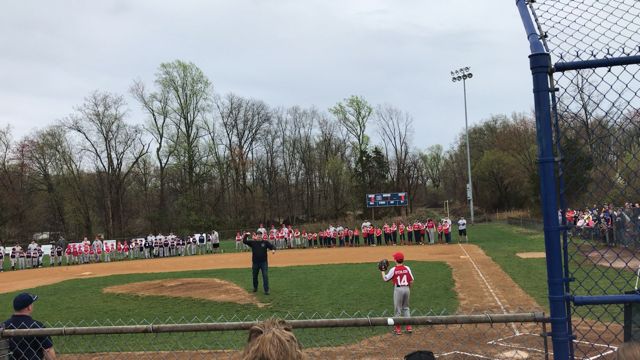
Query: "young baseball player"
443 221 452 244
293 229 301 248
54 244 63 266
10 245 18 270
104 243 111 262
381 252 414 335
427 219 436 244
18 247 26 269
0 244 4 272
391 222 398 245
235 232 243 252
25 248 32 269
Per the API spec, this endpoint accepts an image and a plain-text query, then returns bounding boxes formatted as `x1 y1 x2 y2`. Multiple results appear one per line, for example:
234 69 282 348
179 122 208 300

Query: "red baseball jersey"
384 264 415 286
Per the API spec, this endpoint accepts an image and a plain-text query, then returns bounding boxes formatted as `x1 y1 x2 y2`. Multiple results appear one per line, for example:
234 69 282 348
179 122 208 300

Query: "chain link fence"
518 0 640 359
1 311 550 359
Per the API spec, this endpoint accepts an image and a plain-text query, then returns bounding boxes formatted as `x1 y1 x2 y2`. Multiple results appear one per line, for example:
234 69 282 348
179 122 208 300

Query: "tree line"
0 60 559 242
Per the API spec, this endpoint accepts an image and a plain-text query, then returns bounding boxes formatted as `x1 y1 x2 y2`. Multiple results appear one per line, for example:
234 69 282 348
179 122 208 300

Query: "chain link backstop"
517 0 640 359
1 311 548 359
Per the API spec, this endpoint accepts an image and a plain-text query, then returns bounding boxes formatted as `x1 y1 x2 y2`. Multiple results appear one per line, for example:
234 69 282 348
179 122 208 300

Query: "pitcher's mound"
104 278 269 308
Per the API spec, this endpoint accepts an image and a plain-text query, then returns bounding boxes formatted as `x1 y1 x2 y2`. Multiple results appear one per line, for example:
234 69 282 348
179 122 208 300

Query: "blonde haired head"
242 319 304 360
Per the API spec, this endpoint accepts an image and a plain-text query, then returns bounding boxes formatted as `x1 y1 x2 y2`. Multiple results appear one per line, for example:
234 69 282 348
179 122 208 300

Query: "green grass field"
0 262 456 352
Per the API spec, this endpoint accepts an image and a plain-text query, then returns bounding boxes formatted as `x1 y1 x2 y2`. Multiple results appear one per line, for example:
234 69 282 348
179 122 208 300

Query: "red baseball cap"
393 252 404 262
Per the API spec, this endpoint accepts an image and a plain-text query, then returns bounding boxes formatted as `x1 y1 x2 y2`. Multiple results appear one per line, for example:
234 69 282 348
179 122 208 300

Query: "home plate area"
434 332 617 359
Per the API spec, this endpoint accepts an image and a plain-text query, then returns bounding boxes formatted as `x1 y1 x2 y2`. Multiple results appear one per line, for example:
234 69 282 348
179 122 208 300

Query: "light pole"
451 67 475 224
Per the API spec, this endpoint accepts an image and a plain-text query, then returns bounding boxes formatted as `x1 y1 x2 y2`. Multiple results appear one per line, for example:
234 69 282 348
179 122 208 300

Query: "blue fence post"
516 1 571 357
530 51 571 360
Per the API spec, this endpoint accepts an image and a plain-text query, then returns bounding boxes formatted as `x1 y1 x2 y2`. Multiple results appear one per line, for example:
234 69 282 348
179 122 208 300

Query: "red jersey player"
381 252 414 335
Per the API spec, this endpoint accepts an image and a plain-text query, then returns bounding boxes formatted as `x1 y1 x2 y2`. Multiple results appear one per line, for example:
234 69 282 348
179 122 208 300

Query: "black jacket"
243 236 275 263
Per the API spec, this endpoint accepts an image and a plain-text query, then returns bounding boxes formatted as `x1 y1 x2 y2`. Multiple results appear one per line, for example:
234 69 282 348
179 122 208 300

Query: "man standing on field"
243 232 276 295
458 216 468 243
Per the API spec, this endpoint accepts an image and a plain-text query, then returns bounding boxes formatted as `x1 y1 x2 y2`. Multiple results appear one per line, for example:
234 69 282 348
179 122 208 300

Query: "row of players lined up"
0 217 469 271
0 231 224 271
234 217 469 250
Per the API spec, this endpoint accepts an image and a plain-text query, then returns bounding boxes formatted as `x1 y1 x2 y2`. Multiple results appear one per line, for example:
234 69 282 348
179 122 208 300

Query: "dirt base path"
1 243 541 313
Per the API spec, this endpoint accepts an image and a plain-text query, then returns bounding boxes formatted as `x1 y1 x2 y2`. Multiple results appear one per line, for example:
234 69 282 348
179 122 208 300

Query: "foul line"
458 243 519 335
438 351 493 359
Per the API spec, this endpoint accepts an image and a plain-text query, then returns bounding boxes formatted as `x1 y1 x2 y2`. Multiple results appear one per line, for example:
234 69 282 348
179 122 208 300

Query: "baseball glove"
377 259 389 272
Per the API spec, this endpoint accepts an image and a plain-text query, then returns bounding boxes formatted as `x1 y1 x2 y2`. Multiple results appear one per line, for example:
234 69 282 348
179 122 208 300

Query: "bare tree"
375 104 413 188
0 126 14 193
24 128 69 235
156 60 212 196
215 93 270 216
330 95 372 171
131 80 177 228
65 91 149 238
46 125 94 238
421 144 444 189
289 106 317 220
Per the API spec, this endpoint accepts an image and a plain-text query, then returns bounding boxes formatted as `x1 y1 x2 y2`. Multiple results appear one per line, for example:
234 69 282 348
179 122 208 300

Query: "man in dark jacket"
3 293 56 359
243 233 276 295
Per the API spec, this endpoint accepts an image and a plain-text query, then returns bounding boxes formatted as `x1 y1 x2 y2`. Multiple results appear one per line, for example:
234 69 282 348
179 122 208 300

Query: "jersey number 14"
397 275 409 286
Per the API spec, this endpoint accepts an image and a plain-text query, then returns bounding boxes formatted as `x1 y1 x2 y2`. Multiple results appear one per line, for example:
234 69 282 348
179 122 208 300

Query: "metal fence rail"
0 312 551 359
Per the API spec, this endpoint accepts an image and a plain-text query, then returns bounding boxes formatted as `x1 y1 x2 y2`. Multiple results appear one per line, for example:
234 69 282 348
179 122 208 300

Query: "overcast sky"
0 0 534 150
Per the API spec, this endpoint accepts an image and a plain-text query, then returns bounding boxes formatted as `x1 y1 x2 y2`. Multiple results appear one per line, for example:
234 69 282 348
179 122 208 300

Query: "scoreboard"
366 192 408 208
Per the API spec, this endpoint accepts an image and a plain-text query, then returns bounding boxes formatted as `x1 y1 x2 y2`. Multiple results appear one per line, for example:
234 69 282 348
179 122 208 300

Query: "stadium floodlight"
449 66 475 224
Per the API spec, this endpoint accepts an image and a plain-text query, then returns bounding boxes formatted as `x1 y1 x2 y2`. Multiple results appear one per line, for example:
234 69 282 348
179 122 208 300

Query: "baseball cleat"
393 325 402 335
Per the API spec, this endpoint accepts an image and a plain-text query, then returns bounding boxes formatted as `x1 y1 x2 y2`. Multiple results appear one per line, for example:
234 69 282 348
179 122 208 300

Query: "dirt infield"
0 244 541 313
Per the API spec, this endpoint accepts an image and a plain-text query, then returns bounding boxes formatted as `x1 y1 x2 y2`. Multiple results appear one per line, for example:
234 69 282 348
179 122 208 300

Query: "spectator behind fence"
617 341 640 360
2 293 56 360
404 350 436 360
242 319 304 360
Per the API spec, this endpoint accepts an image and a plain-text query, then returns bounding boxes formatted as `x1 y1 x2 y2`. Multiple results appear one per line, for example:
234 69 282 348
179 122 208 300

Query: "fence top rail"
0 312 547 337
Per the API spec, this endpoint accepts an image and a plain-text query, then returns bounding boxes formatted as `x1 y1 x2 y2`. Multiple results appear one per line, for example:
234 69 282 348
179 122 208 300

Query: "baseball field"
0 223 630 358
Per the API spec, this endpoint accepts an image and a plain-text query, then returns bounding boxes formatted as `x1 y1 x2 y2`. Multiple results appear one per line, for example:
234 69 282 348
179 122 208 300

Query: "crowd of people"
563 203 640 247
0 216 470 272
235 217 469 251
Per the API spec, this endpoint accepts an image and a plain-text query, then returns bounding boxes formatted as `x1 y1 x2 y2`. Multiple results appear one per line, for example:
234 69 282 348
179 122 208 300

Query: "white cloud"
0 0 535 148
